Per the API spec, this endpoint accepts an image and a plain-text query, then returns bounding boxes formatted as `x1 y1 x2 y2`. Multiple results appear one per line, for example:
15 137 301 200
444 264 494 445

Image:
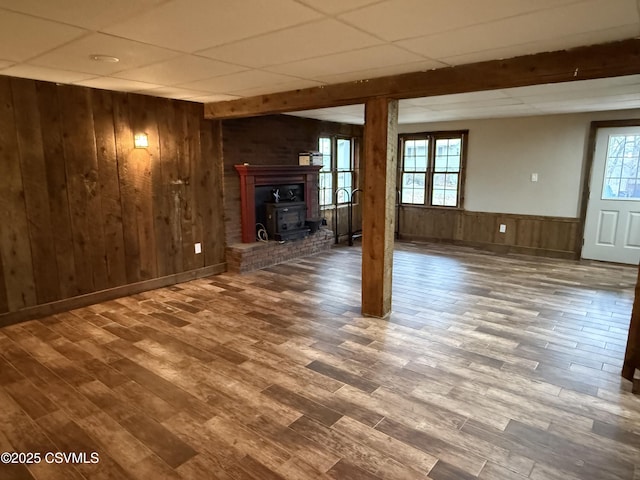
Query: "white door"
583 126 640 264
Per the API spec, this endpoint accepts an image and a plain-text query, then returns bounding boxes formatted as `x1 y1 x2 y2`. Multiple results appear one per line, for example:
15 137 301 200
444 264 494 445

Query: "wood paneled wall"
398 207 580 258
0 76 225 318
222 115 363 244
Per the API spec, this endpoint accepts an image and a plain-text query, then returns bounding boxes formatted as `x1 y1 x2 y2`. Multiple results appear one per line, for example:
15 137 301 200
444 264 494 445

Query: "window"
318 137 333 206
602 134 640 199
318 136 357 207
400 131 467 208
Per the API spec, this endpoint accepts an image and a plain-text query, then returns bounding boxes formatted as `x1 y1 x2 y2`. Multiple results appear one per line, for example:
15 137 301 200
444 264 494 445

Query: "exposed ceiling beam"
204 38 640 120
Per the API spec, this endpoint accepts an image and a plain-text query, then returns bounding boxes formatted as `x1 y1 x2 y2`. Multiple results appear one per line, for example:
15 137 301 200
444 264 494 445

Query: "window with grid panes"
318 136 356 207
318 137 333 207
602 134 640 199
400 131 467 208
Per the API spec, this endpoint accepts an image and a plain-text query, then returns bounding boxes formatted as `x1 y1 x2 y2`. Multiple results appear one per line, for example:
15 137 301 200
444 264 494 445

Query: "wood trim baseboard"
0 263 227 328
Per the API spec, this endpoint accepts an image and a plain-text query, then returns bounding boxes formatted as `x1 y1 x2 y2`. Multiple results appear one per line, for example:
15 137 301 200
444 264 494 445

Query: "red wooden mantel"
235 164 321 243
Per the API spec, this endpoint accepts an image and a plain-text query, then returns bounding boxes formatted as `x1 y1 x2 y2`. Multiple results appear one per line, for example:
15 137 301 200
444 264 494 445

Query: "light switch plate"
194 243 202 254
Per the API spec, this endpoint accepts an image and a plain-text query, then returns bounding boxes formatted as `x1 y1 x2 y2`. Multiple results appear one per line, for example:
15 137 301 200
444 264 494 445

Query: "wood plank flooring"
0 241 639 480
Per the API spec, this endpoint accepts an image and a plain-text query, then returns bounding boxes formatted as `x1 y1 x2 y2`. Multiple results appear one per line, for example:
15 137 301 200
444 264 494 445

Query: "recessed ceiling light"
89 54 120 63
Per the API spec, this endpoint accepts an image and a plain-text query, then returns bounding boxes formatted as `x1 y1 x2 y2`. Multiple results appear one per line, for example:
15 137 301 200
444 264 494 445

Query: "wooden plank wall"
0 76 225 316
398 207 581 259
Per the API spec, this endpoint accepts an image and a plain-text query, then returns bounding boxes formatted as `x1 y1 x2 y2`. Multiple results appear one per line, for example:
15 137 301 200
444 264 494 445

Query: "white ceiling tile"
74 77 162 92
589 100 640 110
286 111 324 120
399 110 446 124
397 0 639 61
188 93 241 102
598 103 640 111
438 23 640 66
336 115 365 124
103 0 321 53
287 108 330 116
315 104 365 116
0 10 86 62
428 98 524 111
0 64 96 84
29 33 179 75
135 86 214 100
511 84 640 103
0 0 166 30
588 99 640 110
295 0 384 14
338 0 581 42
597 74 640 87
552 94 640 105
311 112 364 124
531 92 640 108
534 99 640 113
502 78 635 98
231 79 324 97
267 45 426 79
286 105 366 122
198 19 382 68
482 106 544 118
179 70 304 94
533 99 594 109
398 113 429 123
313 59 446 84
401 111 469 124
501 84 570 97
402 90 510 107
288 111 338 122
398 104 431 113
441 104 541 119
115 55 247 85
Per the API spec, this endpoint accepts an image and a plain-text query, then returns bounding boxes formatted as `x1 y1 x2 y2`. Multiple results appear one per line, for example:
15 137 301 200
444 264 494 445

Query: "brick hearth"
226 229 333 273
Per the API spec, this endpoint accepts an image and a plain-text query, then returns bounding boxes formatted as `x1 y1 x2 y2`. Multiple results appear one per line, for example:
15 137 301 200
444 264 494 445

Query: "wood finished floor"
0 241 639 480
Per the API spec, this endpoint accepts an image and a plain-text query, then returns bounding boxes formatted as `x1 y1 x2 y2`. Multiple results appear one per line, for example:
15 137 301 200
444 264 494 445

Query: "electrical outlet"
531 173 538 182
499 224 507 233
194 243 202 254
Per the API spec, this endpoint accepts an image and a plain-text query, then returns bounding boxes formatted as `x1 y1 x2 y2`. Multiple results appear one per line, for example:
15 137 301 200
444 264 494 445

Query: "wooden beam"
204 38 640 119
361 97 398 318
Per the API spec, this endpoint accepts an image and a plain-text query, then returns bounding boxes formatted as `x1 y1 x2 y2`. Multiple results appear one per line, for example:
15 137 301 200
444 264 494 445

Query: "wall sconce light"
134 133 149 148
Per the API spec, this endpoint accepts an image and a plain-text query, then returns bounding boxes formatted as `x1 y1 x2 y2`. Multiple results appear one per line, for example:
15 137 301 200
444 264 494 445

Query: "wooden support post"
361 97 398 318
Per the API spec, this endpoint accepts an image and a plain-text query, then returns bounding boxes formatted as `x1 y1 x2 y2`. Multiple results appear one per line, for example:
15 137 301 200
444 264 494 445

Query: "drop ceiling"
0 0 638 124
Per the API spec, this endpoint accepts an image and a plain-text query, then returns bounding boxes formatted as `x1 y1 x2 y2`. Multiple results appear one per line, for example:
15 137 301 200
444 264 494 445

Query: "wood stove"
265 201 309 241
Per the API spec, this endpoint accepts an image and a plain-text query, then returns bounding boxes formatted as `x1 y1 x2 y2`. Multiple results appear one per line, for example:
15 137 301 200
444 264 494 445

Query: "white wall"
399 109 640 218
